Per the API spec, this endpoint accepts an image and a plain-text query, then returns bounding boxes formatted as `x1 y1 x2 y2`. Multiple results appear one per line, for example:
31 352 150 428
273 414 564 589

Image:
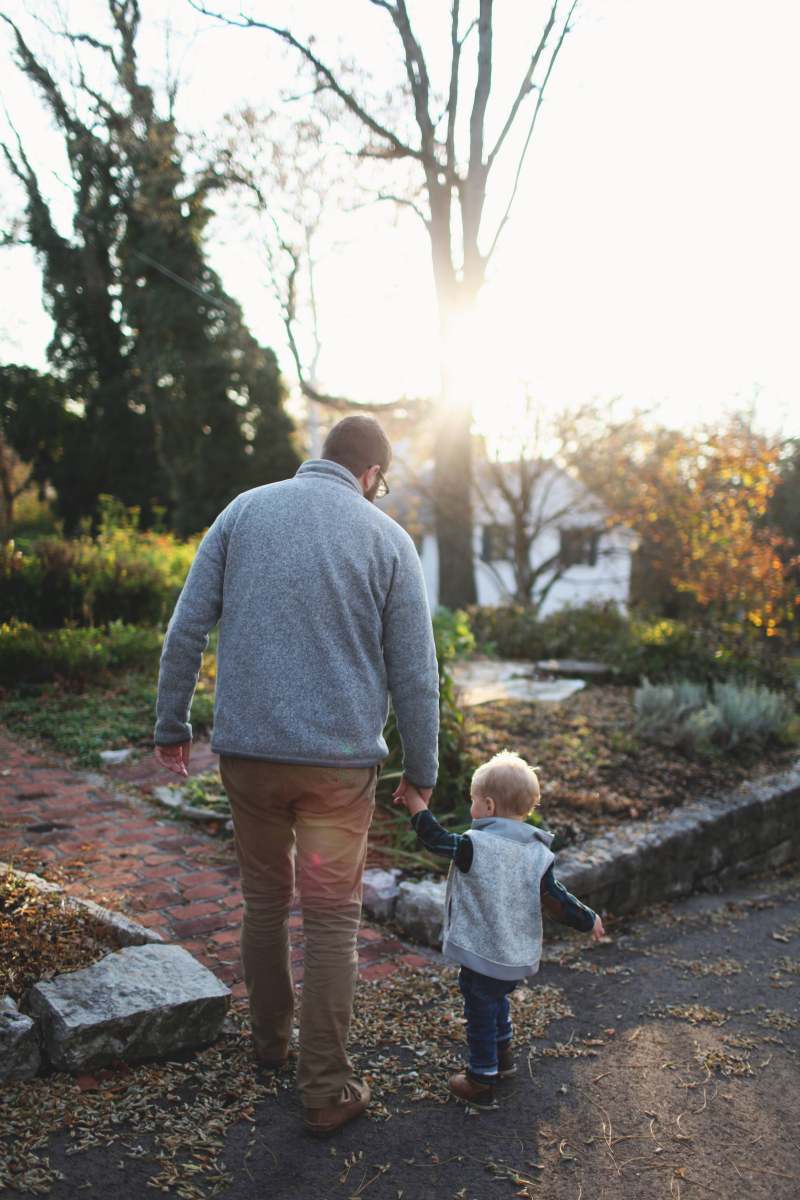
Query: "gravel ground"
3 865 799 1200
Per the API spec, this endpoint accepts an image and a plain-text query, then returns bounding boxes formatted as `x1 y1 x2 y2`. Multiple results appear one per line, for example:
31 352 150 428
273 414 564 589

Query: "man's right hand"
392 775 433 816
154 742 191 778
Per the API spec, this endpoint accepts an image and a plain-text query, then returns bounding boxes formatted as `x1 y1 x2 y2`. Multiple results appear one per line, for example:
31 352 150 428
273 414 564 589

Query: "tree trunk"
428 185 479 609
434 381 477 609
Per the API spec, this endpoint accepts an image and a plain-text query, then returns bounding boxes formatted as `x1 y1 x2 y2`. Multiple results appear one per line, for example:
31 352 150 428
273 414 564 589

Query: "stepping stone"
26 944 230 1071
99 748 134 765
362 868 401 919
452 658 586 706
0 995 41 1081
536 658 612 678
395 878 447 947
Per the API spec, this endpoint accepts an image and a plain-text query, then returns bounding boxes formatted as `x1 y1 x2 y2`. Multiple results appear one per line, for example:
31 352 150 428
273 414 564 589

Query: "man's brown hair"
321 415 392 478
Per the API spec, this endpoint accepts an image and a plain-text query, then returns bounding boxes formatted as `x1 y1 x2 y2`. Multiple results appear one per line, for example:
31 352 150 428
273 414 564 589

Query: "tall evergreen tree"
1 1 298 533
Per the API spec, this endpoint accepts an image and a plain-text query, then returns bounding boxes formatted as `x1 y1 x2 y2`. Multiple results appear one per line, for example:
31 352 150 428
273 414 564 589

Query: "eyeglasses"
375 469 390 499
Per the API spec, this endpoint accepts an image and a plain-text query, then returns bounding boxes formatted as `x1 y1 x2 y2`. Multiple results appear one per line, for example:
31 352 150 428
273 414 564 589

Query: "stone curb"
0 860 164 946
364 759 800 948
555 757 800 915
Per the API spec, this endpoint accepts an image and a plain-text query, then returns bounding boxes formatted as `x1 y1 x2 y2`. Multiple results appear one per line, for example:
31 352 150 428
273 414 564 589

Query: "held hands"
154 741 191 778
392 775 433 817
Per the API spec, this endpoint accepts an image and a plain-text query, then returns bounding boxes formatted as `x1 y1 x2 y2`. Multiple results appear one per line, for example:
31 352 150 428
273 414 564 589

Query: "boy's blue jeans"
458 965 518 1079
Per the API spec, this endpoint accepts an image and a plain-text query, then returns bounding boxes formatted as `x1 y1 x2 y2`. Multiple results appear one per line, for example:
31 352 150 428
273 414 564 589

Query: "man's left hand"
154 741 191 778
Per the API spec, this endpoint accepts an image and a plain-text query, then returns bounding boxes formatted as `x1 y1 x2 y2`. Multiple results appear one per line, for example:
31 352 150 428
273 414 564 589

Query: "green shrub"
1 498 197 629
467 604 546 660
0 619 162 686
633 680 707 735
468 601 631 663
378 607 474 817
712 681 795 749
468 602 794 692
634 678 796 757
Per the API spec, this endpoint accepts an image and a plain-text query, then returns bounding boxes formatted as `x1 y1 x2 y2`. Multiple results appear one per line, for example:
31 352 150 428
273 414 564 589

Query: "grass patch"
0 671 214 768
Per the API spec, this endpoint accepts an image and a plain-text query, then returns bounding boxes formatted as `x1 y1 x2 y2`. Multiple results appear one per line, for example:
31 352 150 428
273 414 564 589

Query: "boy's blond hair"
471 750 540 818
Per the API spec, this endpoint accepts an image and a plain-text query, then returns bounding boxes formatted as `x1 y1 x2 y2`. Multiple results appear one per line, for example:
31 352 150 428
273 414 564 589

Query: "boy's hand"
590 914 606 941
392 775 432 816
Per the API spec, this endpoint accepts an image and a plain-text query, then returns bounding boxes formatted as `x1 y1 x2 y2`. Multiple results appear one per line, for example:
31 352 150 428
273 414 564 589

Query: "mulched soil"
461 685 798 846
0 867 120 1002
3 869 799 1199
0 967 575 1198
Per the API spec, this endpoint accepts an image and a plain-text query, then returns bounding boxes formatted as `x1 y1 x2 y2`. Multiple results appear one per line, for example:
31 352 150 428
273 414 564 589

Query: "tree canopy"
1 0 298 534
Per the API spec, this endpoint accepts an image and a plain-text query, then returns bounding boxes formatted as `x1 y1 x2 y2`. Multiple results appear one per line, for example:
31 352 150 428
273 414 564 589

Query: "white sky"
1 0 798 445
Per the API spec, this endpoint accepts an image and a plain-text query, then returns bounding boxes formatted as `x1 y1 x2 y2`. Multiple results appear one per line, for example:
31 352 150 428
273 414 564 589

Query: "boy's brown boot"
448 1071 495 1105
497 1043 516 1078
304 1080 371 1137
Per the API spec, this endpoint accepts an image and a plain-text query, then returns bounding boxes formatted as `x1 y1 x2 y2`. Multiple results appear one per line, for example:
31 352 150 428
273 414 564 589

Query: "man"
154 415 439 1135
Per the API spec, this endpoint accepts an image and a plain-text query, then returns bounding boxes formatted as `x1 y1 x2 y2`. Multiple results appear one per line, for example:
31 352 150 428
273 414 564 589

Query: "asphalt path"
7 866 800 1200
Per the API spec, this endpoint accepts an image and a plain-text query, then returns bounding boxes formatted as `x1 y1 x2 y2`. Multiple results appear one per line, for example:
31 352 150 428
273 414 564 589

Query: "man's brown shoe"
448 1071 495 1105
304 1080 371 1137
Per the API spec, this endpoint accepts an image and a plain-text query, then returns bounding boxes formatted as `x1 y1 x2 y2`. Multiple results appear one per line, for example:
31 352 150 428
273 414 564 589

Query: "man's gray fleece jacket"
155 460 440 788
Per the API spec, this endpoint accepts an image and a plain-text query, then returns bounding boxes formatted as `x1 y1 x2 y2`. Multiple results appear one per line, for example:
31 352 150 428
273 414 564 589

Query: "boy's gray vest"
442 820 555 981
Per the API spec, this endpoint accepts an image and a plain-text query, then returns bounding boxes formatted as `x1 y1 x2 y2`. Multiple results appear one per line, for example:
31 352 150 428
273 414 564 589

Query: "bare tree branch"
486 0 558 170
468 0 492 179
344 191 430 228
484 0 578 265
445 0 461 172
187 0 426 164
226 168 422 416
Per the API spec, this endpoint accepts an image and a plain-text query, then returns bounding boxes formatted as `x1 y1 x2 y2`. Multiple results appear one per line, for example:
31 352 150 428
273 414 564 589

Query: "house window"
481 523 513 562
559 528 599 567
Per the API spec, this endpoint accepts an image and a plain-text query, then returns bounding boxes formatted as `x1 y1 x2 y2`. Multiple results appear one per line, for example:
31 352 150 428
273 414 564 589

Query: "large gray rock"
362 868 401 920
0 995 41 1081
26 944 230 1071
395 878 447 947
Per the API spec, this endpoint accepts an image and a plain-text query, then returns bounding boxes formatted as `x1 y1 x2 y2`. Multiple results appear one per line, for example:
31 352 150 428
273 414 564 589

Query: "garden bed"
461 685 798 846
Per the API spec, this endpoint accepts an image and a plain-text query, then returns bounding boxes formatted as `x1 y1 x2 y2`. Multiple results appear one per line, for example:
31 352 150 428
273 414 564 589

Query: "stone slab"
26 943 231 1071
536 658 612 677
362 868 401 920
395 878 447 947
451 660 586 706
99 748 134 765
0 994 41 1081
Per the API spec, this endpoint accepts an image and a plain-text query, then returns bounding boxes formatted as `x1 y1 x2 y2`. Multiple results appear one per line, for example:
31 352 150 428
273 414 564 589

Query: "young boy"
396 750 604 1104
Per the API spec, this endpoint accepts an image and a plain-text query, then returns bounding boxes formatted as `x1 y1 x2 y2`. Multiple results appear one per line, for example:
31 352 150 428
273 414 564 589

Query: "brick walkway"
0 733 431 1000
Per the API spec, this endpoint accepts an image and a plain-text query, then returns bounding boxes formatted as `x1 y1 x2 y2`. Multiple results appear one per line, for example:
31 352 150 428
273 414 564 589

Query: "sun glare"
441 302 537 459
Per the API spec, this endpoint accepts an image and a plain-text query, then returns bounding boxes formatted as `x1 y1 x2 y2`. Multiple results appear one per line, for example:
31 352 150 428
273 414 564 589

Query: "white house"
381 460 633 614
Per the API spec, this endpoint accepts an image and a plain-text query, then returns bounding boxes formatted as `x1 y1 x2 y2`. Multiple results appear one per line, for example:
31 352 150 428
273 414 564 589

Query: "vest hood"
471 816 554 849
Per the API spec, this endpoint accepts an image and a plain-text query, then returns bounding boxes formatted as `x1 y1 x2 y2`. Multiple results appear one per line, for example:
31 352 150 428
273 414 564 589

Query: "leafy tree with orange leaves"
569 411 798 636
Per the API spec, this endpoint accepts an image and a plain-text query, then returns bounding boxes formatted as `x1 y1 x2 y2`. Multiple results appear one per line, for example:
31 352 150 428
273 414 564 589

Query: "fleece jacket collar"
296 459 363 496
470 816 554 849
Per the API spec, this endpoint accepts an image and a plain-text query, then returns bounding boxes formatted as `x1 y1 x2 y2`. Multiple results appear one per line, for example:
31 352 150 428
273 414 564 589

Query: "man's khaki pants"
220 756 377 1107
